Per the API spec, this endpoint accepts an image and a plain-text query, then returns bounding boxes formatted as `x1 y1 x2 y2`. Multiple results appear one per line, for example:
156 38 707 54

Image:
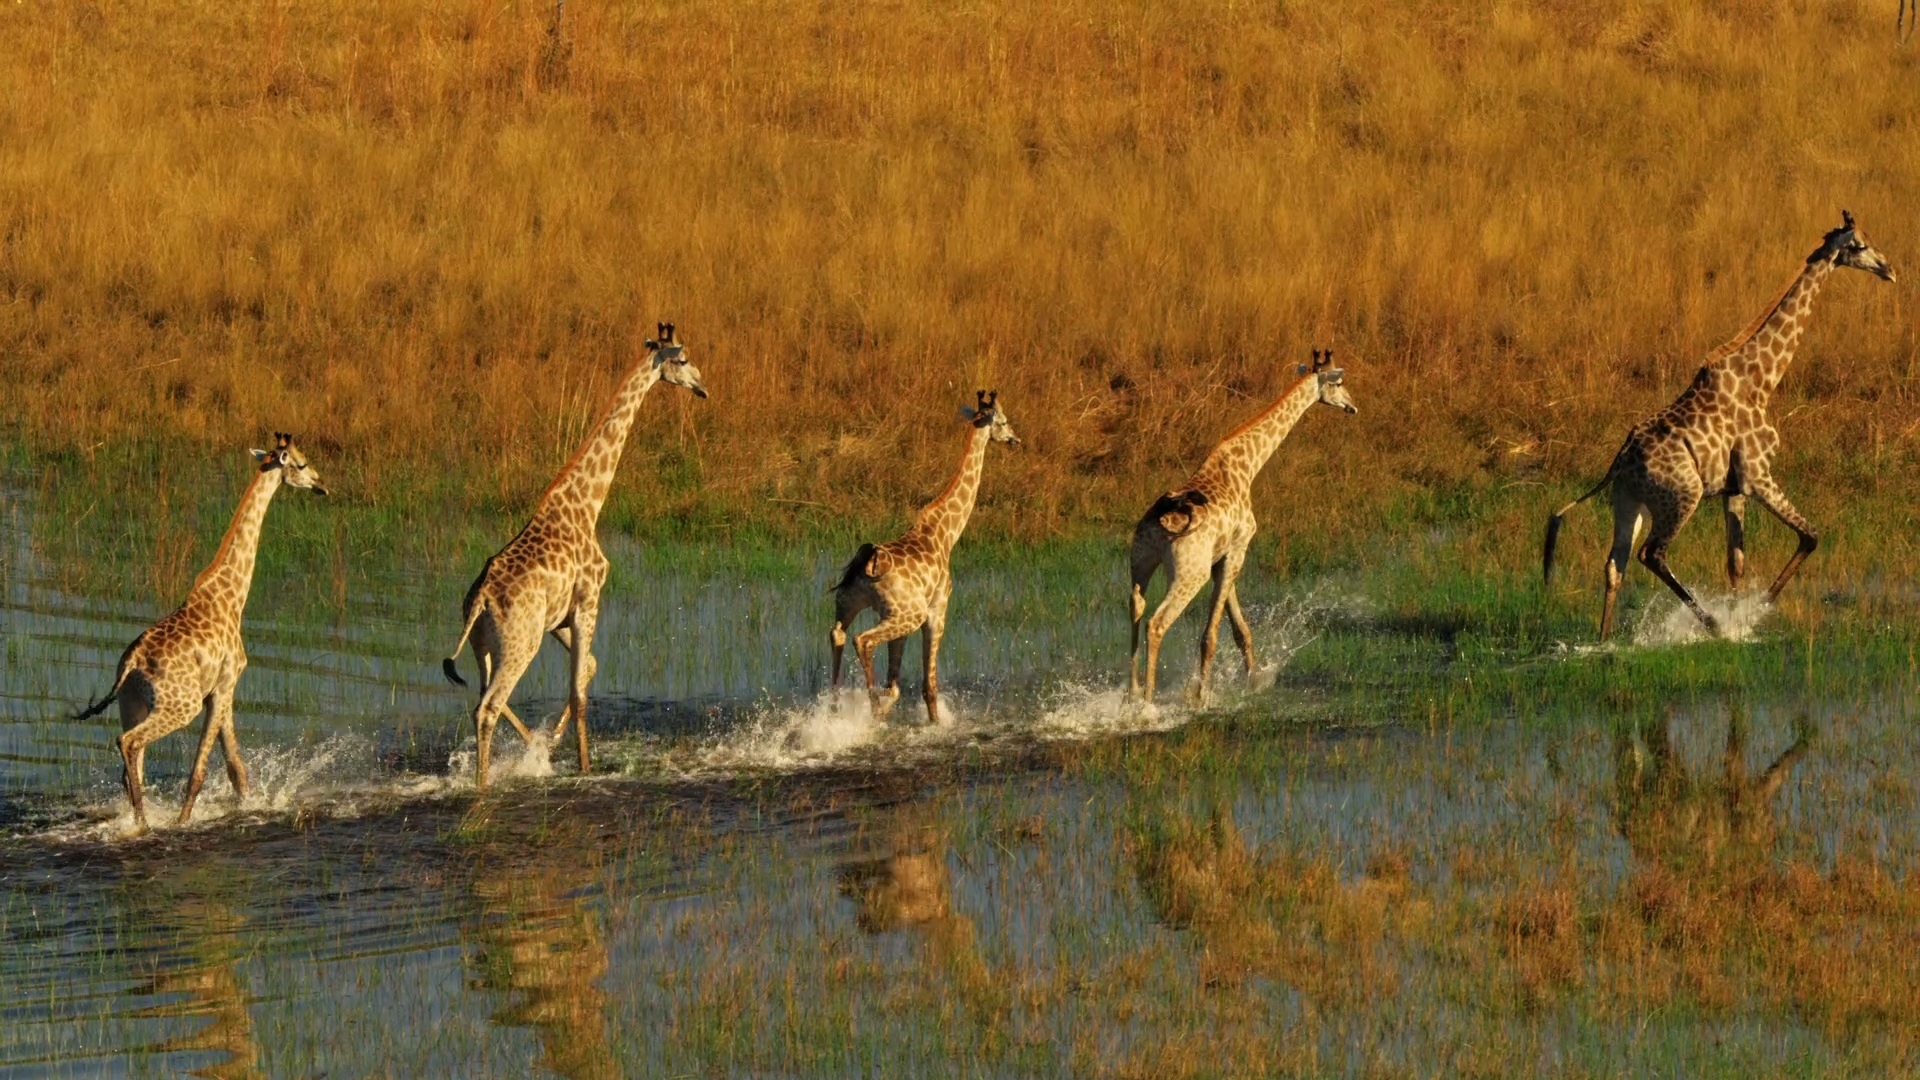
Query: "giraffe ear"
645 339 659 351
1296 364 1309 376
250 448 278 470
959 406 979 422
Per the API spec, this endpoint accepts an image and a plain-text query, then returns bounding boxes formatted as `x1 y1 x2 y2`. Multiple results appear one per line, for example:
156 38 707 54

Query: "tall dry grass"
1 0 1917 552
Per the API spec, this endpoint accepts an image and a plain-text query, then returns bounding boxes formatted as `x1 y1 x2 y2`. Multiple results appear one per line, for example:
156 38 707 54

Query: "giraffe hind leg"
179 694 223 825
1600 492 1645 641
1225 585 1255 679
1639 504 1717 636
1724 493 1747 590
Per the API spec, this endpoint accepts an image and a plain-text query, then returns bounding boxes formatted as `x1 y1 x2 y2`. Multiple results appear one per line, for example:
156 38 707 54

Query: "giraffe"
1543 212 1897 640
73 433 329 829
1129 350 1356 707
829 390 1021 724
442 323 706 789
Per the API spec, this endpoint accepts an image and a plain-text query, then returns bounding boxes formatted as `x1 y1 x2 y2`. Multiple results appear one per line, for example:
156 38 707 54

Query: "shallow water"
3 486 1919 1076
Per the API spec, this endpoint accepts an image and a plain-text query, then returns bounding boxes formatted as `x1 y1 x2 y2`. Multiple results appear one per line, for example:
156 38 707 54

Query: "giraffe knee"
1130 585 1146 623
831 622 848 648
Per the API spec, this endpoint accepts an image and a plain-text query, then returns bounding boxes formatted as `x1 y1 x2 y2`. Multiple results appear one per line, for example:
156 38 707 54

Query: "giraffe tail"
73 638 141 721
1543 473 1614 585
443 583 491 687
829 543 878 593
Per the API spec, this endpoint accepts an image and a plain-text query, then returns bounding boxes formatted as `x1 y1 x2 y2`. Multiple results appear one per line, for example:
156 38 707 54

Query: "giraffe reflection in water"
835 817 992 996
1613 701 1811 872
126 898 262 1080
462 845 618 1080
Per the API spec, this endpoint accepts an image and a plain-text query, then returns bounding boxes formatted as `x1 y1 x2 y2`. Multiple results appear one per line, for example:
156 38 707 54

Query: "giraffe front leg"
1724 493 1747 590
1746 474 1818 603
179 694 222 825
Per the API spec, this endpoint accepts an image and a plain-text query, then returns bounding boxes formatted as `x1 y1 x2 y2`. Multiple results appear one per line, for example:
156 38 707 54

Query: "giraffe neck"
1706 258 1834 398
189 465 285 614
1202 372 1321 492
912 424 992 557
538 357 664 527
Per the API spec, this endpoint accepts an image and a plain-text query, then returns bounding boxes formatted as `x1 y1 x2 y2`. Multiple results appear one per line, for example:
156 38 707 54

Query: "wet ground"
3 485 1918 1077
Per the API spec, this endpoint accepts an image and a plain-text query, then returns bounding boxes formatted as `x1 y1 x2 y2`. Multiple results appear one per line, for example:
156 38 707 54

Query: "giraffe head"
1297 349 1358 414
1810 211 1896 282
646 322 708 398
960 390 1022 446
250 433 328 495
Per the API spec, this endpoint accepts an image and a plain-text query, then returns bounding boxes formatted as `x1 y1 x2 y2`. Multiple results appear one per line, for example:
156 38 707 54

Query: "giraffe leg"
561 605 599 775
115 686 198 831
216 701 249 800
1745 474 1818 603
1128 537 1162 699
1143 552 1212 706
1193 559 1232 706
855 612 920 722
477 615 534 742
179 694 223 825
886 637 906 715
473 635 539 791
546 624 596 748
1224 584 1255 679
1724 493 1747 590
831 588 871 693
1599 491 1645 641
921 592 950 725
1639 492 1715 635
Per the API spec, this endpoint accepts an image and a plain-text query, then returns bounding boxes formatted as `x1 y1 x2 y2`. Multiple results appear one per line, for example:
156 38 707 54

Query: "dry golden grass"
2 0 1917 548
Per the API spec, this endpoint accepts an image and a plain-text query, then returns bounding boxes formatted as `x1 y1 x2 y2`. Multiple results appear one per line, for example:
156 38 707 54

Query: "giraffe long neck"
189 466 285 614
539 356 664 527
1202 372 1321 492
913 424 992 557
1706 258 1834 398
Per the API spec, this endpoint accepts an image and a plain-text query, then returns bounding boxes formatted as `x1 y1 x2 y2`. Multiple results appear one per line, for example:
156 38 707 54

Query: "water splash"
31 733 460 844
1633 590 1773 646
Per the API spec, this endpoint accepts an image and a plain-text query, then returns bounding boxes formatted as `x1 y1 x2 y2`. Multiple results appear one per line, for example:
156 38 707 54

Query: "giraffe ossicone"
75 433 329 830
1544 212 1896 640
442 323 708 789
830 389 1021 725
1129 349 1357 707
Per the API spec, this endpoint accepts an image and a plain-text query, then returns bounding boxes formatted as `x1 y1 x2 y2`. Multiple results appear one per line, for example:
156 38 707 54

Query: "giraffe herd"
71 214 1898 827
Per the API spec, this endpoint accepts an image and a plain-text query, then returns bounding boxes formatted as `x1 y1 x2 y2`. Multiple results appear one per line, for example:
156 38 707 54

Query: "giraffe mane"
1216 369 1318 447
1702 267 1805 367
